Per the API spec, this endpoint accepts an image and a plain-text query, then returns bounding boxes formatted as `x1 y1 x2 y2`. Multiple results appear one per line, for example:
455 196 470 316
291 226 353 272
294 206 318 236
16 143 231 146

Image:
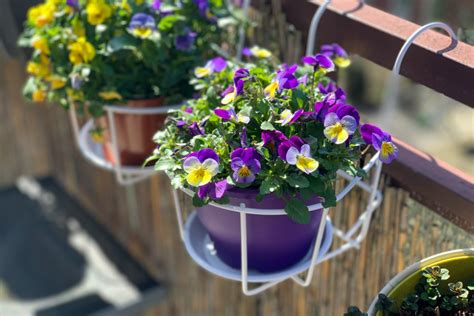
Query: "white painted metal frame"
172 153 383 295
68 0 251 186
68 103 180 186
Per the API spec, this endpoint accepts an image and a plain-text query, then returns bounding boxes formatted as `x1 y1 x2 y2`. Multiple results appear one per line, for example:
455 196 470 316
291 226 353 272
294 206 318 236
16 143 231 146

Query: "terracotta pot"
100 97 166 166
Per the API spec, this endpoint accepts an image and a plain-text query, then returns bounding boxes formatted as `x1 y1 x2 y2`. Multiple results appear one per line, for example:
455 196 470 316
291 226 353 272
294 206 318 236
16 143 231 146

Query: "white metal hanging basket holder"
67 0 252 186
169 0 389 296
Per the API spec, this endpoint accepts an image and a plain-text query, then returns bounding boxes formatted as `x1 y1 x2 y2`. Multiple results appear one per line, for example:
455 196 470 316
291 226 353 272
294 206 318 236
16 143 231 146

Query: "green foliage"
367 265 474 315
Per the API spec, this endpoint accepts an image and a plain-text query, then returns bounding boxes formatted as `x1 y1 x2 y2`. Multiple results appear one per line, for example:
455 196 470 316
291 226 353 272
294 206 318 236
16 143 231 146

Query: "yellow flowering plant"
19 0 241 118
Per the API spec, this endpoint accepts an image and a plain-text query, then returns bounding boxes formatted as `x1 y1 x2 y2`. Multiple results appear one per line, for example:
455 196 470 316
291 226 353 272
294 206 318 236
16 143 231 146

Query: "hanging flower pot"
345 249 474 315
150 42 398 287
19 0 242 169
196 188 323 272
100 97 166 166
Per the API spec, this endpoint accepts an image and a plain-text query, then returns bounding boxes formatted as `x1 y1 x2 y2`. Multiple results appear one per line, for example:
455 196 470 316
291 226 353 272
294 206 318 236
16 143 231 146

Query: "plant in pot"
19 0 241 166
149 44 399 273
346 249 474 315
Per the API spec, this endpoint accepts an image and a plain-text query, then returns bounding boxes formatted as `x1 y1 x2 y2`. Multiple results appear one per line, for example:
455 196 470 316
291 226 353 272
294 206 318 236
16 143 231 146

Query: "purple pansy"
262 130 288 153
128 13 156 39
175 29 197 51
230 148 261 184
323 112 358 144
302 53 335 71
195 57 227 77
197 179 230 199
264 65 299 98
188 121 204 136
186 148 219 163
242 47 252 57
150 0 161 10
66 0 79 9
328 103 360 125
222 68 249 104
360 124 399 163
220 85 234 97
214 106 249 124
176 120 186 127
276 109 304 126
277 136 305 160
321 43 348 59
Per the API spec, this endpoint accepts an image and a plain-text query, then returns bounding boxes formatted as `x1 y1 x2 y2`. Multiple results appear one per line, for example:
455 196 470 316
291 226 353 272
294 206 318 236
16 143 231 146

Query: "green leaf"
260 121 275 131
259 177 280 195
158 14 185 31
322 190 337 208
154 158 175 171
284 199 310 224
285 174 310 188
192 194 205 207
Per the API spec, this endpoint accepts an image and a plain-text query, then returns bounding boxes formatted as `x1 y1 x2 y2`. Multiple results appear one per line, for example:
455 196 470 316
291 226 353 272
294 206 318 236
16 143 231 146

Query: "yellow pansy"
32 37 50 55
86 0 112 25
68 37 96 64
27 55 50 78
183 156 219 187
286 144 319 174
334 57 351 68
99 91 122 100
32 90 47 102
47 75 67 89
324 122 348 144
264 81 279 98
221 91 236 105
250 46 272 59
28 3 56 27
66 88 84 101
194 66 212 78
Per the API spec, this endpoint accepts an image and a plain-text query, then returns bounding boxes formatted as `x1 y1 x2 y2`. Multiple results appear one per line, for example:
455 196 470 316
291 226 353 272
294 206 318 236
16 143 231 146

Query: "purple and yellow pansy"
183 149 220 187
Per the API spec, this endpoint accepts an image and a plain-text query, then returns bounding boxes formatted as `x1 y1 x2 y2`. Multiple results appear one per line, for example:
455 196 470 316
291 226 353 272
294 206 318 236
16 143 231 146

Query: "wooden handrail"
281 0 474 108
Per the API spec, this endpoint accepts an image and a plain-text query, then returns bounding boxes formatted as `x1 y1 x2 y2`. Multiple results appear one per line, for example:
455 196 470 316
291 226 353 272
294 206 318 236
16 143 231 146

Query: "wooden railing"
279 0 474 233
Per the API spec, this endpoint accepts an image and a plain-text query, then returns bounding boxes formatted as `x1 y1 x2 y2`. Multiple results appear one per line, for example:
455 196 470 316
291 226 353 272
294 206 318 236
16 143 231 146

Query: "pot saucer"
183 211 333 283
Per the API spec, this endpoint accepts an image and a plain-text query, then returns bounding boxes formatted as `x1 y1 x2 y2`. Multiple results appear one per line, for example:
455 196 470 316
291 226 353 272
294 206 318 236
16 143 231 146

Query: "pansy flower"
188 121 205 136
275 109 304 126
278 136 319 174
321 43 351 68
361 124 399 163
221 68 249 104
323 112 357 144
230 148 261 184
128 13 156 39
66 0 79 9
249 46 272 59
175 28 197 51
194 57 227 78
214 106 250 124
264 64 299 98
183 149 220 187
197 179 230 200
150 0 161 10
262 130 288 153
302 54 334 72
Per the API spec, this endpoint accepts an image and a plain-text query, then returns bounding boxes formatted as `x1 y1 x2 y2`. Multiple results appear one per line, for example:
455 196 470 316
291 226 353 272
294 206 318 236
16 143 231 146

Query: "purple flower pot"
196 188 323 273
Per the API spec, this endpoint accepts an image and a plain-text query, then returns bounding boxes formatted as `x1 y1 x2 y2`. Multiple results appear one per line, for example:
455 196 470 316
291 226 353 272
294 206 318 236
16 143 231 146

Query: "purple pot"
196 188 323 273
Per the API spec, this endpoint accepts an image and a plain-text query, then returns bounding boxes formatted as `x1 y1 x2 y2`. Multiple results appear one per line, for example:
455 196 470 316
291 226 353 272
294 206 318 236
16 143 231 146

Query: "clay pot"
100 97 166 166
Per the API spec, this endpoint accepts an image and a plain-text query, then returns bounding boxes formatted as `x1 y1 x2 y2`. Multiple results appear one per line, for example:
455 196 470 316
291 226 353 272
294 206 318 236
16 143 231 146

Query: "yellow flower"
99 91 122 100
221 91 236 105
68 37 96 64
28 3 56 27
67 88 84 101
32 90 47 102
183 156 219 187
47 75 67 89
334 57 351 68
86 0 112 25
32 37 50 55
264 81 279 98
250 46 272 59
27 55 50 78
72 20 86 37
194 67 212 78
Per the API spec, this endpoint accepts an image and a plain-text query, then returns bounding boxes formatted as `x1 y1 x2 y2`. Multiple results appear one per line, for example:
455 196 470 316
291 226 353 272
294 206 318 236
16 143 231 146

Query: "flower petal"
201 158 219 176
323 112 340 127
183 156 201 172
286 147 299 165
341 115 357 134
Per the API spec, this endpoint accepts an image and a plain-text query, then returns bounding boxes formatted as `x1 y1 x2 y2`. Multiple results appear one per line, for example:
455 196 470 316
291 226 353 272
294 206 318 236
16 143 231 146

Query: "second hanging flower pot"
101 97 166 166
196 188 324 273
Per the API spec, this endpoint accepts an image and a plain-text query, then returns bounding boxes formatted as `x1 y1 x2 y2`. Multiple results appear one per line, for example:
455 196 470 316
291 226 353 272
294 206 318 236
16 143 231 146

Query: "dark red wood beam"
385 139 474 234
281 0 474 108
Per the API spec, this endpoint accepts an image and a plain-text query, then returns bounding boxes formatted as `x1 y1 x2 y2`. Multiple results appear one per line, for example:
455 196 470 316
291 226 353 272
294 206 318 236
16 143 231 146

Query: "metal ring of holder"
366 21 457 314
68 0 252 186
172 2 386 296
